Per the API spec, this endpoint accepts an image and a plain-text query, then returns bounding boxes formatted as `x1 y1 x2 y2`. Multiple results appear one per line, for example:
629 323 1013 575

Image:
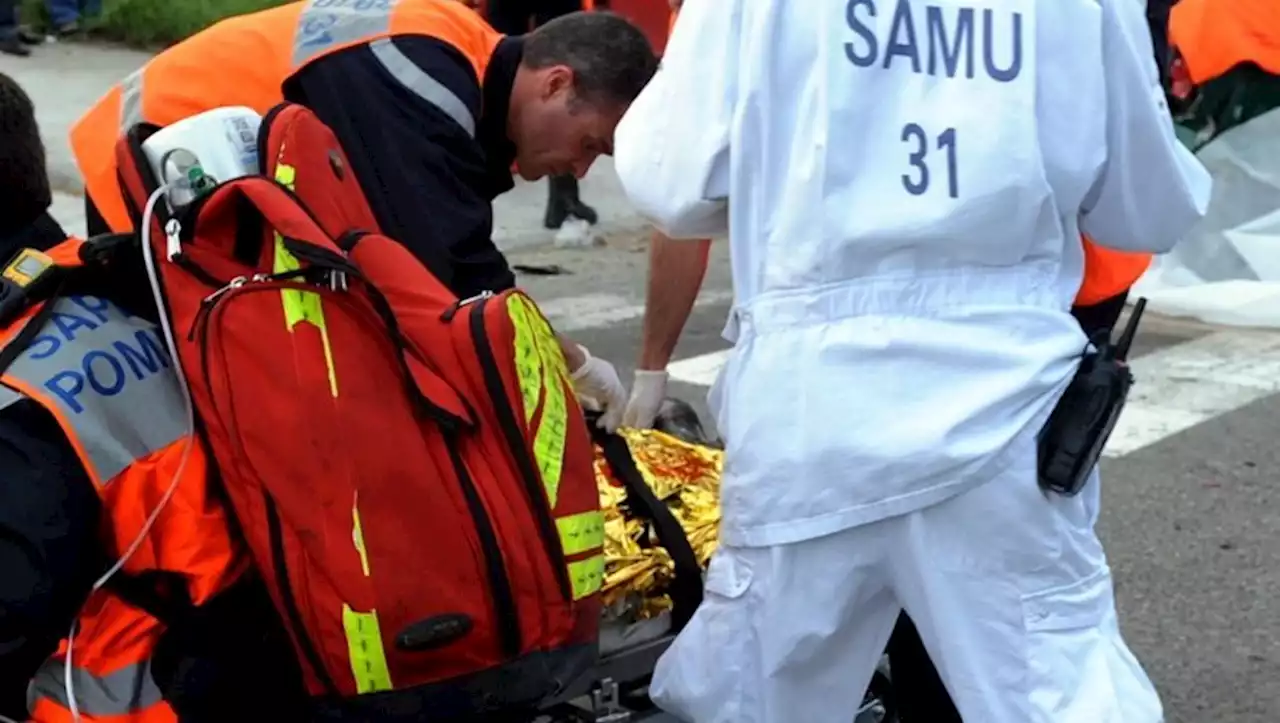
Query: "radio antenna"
1114 297 1146 363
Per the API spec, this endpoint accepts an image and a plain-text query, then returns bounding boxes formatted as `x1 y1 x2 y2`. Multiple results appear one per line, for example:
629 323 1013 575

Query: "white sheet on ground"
1133 108 1280 327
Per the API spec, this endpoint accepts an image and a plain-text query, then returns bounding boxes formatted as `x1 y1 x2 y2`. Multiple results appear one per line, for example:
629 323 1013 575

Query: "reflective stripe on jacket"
70 0 502 233
1 240 241 723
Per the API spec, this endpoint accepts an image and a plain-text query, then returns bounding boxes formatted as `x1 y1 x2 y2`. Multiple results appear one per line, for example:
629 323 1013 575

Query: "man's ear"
542 65 575 100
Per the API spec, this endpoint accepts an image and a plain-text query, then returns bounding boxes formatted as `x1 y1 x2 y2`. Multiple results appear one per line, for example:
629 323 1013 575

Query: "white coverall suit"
613 0 1212 721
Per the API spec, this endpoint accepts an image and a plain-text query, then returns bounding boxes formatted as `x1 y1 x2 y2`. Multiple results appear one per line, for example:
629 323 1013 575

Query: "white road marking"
1107 330 1280 456
668 349 732 387
543 289 733 333
50 192 87 239
662 330 1280 458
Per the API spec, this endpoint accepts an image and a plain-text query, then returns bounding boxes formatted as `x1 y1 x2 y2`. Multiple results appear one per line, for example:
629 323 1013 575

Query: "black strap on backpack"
589 423 704 632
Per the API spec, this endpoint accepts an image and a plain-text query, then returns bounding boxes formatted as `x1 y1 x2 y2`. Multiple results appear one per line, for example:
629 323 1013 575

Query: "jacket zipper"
465 294 572 602
193 277 523 662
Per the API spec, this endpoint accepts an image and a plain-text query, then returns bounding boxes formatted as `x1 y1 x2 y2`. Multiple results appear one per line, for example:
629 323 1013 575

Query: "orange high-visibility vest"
1169 0 1280 85
1076 238 1152 307
71 0 503 234
4 240 243 723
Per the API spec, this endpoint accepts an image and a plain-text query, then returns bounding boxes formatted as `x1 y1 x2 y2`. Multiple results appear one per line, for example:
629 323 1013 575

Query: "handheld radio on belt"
1037 298 1146 496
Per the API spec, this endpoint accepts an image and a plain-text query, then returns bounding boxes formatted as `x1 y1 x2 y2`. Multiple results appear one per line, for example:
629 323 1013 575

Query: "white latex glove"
569 345 627 432
622 370 668 429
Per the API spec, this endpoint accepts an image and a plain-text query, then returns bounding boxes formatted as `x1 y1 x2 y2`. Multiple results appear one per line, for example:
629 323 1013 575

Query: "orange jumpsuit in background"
1169 0 1280 85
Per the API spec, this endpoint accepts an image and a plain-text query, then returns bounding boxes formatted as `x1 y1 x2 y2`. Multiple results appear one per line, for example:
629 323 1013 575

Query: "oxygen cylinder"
140 106 263 212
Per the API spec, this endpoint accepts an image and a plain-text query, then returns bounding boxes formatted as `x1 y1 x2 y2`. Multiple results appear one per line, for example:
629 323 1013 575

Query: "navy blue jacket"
285 35 523 299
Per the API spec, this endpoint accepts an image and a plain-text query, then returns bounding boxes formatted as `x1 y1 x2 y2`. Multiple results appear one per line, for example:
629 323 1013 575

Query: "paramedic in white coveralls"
613 0 1212 721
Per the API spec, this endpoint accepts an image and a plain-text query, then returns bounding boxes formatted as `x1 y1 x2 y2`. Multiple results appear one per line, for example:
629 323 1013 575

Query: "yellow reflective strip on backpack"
506 294 542 423
522 295 571 508
274 163 297 192
352 491 371 577
341 605 393 694
566 555 605 600
345 494 386 691
526 298 567 508
521 296 570 383
271 162 338 397
556 510 605 557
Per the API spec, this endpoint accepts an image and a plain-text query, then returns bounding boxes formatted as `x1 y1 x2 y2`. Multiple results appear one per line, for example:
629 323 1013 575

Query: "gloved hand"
569 345 627 432
622 369 669 429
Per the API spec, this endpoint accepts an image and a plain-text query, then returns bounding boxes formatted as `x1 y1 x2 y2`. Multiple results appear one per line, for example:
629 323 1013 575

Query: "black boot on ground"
543 173 598 229
0 36 29 56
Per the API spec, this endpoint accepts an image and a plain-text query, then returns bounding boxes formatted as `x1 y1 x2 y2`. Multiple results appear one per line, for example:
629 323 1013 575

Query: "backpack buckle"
329 270 347 292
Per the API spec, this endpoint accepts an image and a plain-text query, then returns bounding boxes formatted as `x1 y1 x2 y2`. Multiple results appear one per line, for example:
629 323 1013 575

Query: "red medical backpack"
113 103 604 718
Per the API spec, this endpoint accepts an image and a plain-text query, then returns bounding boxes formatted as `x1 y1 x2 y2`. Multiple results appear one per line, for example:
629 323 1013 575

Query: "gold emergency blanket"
594 428 722 620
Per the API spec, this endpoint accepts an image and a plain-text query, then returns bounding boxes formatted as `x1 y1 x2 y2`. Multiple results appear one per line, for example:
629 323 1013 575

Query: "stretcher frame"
528 413 897 722
536 615 895 722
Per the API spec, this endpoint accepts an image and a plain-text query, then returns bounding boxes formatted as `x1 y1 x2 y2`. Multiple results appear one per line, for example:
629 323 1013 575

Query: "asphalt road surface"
510 232 1280 723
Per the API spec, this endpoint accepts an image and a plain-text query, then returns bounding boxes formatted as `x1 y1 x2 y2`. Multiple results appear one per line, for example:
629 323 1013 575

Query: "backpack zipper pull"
164 218 183 261
329 270 348 292
441 290 494 322
202 276 249 305
188 276 248 342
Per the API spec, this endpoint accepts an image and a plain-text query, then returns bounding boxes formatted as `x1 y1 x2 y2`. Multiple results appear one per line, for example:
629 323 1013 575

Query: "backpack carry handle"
274 229 475 431
590 424 704 632
227 177 347 257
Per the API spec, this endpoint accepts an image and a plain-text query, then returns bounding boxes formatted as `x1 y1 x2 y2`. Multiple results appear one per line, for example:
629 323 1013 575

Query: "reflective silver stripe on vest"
119 69 144 132
0 295 187 485
292 0 400 69
290 0 477 138
368 37 476 138
27 658 164 717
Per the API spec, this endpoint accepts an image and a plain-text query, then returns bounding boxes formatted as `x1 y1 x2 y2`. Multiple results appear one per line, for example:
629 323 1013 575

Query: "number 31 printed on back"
843 0 1027 202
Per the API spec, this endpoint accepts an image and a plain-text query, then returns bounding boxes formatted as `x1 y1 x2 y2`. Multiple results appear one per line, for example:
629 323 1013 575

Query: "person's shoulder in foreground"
0 70 54 253
0 71 102 722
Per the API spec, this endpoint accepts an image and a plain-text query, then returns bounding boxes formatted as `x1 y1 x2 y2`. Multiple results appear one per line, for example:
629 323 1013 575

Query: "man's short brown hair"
522 11 658 109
